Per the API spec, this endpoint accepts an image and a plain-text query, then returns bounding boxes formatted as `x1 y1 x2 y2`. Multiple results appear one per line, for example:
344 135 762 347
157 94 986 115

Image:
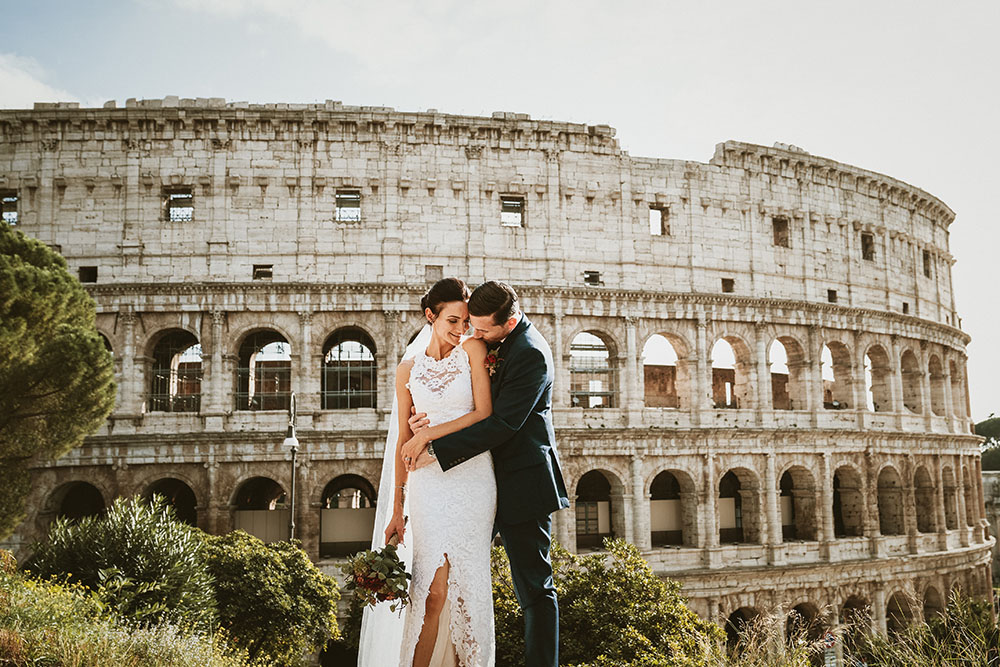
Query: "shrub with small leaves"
24 494 216 633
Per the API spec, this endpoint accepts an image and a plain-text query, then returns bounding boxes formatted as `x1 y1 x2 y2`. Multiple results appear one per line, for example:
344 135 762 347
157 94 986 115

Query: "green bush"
24 495 216 633
202 530 340 666
1 550 244 667
493 539 724 667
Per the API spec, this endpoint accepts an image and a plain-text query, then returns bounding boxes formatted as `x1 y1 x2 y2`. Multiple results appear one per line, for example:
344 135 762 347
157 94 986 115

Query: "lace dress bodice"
401 342 496 667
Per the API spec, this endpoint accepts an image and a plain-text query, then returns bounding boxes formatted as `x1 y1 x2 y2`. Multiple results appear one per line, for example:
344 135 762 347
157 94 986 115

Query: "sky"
2 0 997 421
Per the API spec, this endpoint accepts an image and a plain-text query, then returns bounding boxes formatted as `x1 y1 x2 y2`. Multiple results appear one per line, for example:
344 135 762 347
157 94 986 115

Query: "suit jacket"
432 315 570 524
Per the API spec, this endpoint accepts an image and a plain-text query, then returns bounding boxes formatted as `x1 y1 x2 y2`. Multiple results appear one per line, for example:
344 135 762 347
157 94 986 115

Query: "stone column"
119 311 142 415
754 322 770 423
956 455 970 547
694 315 710 425
205 311 226 414
631 454 651 550
889 336 904 420
624 316 643 413
765 452 784 564
703 453 719 567
918 345 932 429
820 452 835 560
806 325 821 426
553 503 573 552
553 312 569 408
380 311 401 420
296 311 319 415
904 470 919 555
935 456 949 551
942 361 956 431
851 329 867 428
873 588 887 636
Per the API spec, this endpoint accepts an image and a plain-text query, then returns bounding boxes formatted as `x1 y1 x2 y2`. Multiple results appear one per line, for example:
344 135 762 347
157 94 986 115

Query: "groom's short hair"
469 280 519 325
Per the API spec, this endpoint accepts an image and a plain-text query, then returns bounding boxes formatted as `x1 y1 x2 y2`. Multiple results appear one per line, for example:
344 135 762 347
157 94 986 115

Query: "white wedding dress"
401 343 497 667
357 328 496 667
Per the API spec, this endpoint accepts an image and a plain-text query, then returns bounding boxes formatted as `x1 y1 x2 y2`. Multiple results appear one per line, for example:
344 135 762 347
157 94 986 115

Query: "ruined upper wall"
0 99 960 328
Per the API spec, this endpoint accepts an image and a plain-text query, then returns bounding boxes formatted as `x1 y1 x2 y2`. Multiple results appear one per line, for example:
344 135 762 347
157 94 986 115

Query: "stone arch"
769 334 806 411
877 465 905 535
235 329 292 412
575 469 626 550
942 466 958 530
785 601 824 643
928 354 946 416
833 464 865 537
321 326 378 410
900 348 922 413
949 359 967 418
320 474 377 558
923 584 945 620
864 344 892 412
46 481 106 522
569 330 619 409
840 594 871 650
147 328 202 413
711 335 752 409
913 465 936 533
231 476 289 543
779 465 818 541
143 477 198 526
642 333 686 408
649 469 698 547
718 467 762 544
725 606 761 649
97 331 114 355
886 590 914 635
821 340 853 409
962 464 976 526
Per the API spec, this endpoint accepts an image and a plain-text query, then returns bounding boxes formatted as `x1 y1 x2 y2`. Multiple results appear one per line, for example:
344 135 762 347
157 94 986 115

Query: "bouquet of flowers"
340 531 411 612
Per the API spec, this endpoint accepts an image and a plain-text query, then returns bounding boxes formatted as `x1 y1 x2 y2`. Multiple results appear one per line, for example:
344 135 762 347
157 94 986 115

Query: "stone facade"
0 98 992 635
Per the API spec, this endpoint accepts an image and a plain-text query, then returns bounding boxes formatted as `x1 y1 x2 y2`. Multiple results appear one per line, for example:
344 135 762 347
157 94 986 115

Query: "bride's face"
428 300 470 348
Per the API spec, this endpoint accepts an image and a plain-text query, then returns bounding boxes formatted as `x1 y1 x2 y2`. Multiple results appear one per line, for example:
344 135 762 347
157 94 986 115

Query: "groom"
404 280 569 667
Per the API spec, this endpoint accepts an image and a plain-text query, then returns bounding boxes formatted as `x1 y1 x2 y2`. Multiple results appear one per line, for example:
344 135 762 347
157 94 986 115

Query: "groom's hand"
410 449 436 471
408 408 430 434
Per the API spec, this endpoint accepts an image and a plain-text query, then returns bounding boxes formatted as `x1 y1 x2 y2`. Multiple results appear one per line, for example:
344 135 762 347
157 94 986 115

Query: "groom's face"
469 313 517 344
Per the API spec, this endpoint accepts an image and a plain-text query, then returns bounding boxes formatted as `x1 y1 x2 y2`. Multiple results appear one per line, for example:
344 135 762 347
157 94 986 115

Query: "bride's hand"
399 432 428 464
384 513 406 546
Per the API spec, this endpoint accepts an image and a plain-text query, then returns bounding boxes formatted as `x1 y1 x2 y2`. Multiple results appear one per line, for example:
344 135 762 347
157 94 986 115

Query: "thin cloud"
0 53 81 109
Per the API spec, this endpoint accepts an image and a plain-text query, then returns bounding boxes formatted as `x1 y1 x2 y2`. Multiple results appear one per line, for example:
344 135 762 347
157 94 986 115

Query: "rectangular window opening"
1 191 19 226
583 270 603 286
335 190 362 222
649 206 669 236
78 266 98 283
721 278 735 293
922 250 932 278
163 188 194 222
861 232 875 261
827 289 838 303
772 216 790 247
902 302 910 314
252 264 273 281
500 196 524 227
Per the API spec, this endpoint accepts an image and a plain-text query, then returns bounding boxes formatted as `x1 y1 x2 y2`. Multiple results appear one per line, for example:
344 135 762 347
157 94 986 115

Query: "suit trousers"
495 513 559 667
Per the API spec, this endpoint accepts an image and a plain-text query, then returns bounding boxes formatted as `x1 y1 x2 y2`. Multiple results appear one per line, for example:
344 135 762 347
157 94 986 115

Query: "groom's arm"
431 346 549 472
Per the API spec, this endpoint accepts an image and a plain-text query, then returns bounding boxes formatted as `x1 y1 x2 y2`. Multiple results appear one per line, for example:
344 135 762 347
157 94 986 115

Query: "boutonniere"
485 347 503 377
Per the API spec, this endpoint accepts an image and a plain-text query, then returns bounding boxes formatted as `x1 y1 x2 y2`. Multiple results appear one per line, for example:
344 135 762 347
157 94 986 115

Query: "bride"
359 277 497 667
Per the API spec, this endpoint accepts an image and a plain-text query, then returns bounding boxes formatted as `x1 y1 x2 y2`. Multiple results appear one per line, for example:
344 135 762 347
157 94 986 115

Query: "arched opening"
769 337 806 410
53 482 105 522
144 478 197 526
923 586 944 621
962 466 976 527
914 466 936 534
949 360 967 418
576 470 614 550
320 475 377 557
900 349 922 414
840 596 871 653
779 467 818 541
236 331 292 411
321 328 377 409
886 591 913 635
719 469 761 544
650 470 696 547
942 466 958 530
865 345 892 412
99 333 113 354
725 607 760 649
642 334 681 408
232 477 289 543
711 338 751 409
877 466 905 535
148 330 202 412
822 342 852 409
785 602 823 644
928 355 946 416
569 332 616 408
833 466 864 538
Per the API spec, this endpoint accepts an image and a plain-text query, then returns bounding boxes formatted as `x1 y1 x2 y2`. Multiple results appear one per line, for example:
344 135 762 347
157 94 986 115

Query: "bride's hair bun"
422 277 470 317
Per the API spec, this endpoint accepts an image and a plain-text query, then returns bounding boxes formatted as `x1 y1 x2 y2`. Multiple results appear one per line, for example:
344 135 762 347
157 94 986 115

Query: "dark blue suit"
432 315 569 667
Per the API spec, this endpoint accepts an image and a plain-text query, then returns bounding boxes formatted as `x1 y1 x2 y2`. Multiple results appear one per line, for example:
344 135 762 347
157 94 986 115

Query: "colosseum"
0 97 992 640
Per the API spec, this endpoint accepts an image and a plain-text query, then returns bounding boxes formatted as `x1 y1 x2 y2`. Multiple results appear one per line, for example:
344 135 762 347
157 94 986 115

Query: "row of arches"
99 320 970 419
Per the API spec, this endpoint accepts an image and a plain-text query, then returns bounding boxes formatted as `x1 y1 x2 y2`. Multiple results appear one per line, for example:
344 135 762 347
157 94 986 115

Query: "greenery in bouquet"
341 543 411 613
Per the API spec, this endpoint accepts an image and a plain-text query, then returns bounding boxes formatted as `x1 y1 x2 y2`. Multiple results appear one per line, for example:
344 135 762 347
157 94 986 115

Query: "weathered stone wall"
0 98 989 633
